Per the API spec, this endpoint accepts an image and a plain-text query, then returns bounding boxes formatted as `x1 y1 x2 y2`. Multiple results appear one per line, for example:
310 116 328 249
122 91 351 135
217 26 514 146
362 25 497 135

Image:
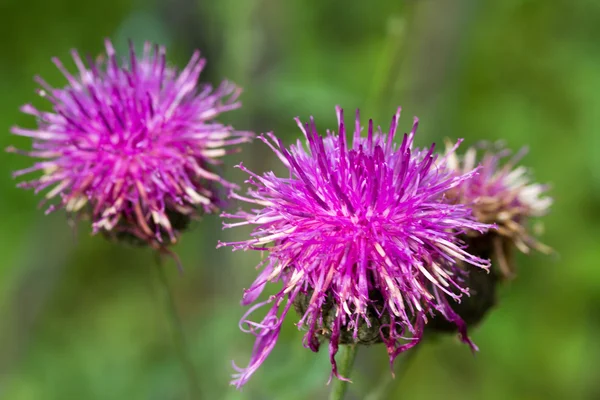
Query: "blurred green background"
1 0 599 399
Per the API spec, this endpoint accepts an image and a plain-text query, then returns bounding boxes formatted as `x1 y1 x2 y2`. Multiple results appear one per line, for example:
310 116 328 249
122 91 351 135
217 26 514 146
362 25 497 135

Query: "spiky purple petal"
220 107 494 387
9 39 252 247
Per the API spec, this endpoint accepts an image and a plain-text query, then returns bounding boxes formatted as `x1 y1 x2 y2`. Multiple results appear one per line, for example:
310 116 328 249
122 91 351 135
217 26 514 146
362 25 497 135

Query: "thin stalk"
329 345 358 400
154 256 201 399
365 0 418 116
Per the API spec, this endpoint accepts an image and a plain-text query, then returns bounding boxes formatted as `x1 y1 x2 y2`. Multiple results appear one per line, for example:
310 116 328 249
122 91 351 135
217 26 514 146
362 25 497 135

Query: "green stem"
364 347 420 400
364 1 418 115
329 345 358 400
154 257 201 399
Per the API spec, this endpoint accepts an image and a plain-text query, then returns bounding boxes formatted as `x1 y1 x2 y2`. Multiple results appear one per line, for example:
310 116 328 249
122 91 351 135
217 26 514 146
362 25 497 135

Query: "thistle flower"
219 107 493 387
8 39 251 249
445 141 552 278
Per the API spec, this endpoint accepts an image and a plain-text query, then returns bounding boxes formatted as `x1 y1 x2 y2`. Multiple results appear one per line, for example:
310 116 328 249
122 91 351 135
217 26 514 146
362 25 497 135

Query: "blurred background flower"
0 0 598 399
9 39 250 250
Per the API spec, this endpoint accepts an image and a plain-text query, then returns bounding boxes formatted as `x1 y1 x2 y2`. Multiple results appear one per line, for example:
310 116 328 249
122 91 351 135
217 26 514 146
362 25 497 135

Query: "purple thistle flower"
218 107 494 387
8 39 252 249
445 141 553 278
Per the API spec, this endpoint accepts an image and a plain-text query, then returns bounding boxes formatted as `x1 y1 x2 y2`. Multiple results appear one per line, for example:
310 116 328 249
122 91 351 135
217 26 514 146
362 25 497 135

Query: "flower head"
9 39 251 248
445 141 552 278
219 107 493 387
